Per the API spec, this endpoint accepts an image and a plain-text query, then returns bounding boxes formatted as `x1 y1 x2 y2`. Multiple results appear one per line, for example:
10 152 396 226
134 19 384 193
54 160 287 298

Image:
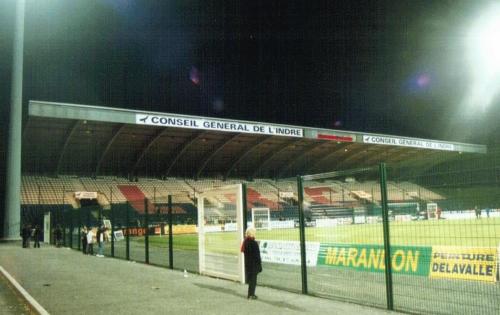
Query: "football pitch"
113 218 499 314
144 217 500 250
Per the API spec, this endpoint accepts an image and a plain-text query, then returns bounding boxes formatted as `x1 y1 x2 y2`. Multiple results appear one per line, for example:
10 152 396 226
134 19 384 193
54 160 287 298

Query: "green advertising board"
318 243 432 276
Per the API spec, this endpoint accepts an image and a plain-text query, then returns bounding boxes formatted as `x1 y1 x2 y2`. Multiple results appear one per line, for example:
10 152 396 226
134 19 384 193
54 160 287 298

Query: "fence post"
111 203 115 257
168 195 173 269
77 208 81 251
126 201 130 260
242 183 248 233
69 208 73 248
145 198 149 264
86 207 91 230
379 163 394 310
296 175 308 294
62 208 66 247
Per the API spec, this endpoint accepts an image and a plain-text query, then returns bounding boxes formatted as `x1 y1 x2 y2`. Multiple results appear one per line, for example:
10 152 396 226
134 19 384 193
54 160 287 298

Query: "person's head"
245 227 256 238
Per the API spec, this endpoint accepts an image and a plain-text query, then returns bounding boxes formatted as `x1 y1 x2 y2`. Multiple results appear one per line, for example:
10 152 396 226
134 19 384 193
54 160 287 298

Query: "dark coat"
96 228 103 244
242 237 262 275
33 227 41 240
54 228 62 240
21 227 31 238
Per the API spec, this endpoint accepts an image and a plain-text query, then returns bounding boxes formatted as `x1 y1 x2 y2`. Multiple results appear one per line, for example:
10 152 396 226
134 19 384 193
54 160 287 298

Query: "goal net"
197 184 245 283
251 207 271 230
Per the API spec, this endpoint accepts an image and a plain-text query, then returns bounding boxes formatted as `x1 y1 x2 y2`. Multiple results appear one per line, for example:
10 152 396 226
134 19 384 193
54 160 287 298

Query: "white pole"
3 0 25 240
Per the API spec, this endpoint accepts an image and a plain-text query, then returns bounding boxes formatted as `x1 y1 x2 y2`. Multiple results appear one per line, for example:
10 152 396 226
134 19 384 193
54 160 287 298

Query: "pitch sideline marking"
0 265 50 315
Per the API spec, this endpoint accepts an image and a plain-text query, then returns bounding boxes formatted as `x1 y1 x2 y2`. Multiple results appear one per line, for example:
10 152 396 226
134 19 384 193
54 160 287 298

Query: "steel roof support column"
224 136 270 179
251 139 302 178
56 121 81 174
3 0 25 240
165 131 205 177
277 142 325 178
95 124 126 175
195 134 240 179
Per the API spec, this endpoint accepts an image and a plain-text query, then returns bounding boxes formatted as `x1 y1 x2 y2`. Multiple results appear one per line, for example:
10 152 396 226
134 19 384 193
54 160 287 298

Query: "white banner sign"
269 220 295 229
136 114 303 138
363 135 455 151
279 191 294 198
114 230 124 241
74 191 98 199
316 217 353 227
199 225 223 233
259 240 320 266
224 222 238 231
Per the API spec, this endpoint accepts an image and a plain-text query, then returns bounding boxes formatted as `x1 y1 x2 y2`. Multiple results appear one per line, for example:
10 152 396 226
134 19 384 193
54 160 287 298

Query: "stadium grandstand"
16 100 486 227
4 100 500 315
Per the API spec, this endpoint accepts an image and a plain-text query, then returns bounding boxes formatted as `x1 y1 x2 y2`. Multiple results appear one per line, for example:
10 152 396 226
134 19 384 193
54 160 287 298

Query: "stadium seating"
117 185 159 214
304 187 333 205
246 187 278 210
20 175 446 222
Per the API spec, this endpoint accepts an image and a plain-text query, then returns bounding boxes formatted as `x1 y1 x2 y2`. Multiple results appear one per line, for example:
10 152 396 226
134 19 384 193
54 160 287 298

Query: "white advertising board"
260 240 320 266
269 220 295 229
136 114 303 138
113 230 124 241
224 223 238 231
363 135 455 151
316 217 353 227
74 191 98 199
200 225 223 233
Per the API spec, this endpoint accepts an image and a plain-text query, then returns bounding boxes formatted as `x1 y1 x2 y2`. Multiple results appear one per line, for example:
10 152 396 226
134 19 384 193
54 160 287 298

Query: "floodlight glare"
464 3 500 110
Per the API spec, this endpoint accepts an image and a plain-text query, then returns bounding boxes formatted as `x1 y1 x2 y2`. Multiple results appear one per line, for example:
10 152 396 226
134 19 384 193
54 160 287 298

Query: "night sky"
1 0 499 144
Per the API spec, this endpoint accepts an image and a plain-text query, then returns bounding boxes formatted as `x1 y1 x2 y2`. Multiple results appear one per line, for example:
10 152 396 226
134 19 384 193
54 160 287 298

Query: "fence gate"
197 184 245 283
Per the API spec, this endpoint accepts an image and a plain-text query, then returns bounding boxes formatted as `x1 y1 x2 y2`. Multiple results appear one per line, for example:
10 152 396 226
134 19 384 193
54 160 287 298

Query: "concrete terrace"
0 242 401 315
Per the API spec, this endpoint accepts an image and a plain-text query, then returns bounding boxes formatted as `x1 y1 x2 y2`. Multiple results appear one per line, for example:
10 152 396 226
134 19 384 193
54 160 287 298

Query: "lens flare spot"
416 74 430 87
213 98 224 112
189 67 200 85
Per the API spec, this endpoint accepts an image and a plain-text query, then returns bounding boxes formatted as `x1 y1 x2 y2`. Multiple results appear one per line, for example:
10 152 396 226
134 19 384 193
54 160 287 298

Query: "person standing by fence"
96 226 107 257
81 227 88 254
474 206 481 219
86 228 94 255
54 225 63 247
33 225 41 248
21 224 30 248
241 227 262 300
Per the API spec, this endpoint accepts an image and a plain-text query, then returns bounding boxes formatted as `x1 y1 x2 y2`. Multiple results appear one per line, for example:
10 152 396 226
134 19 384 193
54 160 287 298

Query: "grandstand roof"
23 100 486 179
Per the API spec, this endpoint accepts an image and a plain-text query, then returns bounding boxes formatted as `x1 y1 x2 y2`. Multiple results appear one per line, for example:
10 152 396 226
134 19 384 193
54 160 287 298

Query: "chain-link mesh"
387 153 500 315
18 149 500 315
302 168 387 308
247 180 302 292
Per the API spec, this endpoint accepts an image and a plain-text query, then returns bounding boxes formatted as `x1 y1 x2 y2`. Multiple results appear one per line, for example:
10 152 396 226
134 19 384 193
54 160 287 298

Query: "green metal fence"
387 160 500 314
19 155 500 314
292 159 499 314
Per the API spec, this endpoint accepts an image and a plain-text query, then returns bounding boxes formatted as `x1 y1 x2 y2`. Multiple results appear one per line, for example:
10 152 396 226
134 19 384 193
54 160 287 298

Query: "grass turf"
135 217 500 250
